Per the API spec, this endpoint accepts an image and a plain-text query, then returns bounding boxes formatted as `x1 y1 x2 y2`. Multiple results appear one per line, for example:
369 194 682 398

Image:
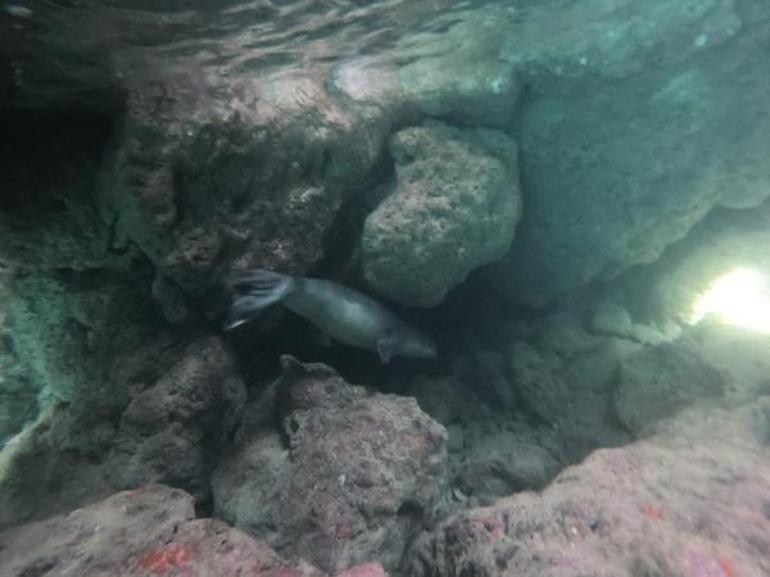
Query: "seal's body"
225 269 437 363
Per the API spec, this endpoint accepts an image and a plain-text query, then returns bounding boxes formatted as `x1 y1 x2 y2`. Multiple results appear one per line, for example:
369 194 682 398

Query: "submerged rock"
615 340 726 434
362 121 521 307
508 315 637 457
108 336 247 501
0 484 335 577
0 336 246 528
213 356 447 574
454 429 561 502
407 398 770 577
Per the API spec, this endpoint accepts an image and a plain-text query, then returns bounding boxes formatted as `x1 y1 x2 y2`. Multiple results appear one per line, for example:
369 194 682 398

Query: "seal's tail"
223 269 296 330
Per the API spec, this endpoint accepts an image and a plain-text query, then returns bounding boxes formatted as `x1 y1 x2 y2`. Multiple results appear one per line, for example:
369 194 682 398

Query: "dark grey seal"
224 269 437 363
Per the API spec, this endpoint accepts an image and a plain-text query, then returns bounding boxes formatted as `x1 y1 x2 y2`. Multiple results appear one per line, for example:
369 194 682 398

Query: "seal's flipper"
377 338 393 364
223 269 296 330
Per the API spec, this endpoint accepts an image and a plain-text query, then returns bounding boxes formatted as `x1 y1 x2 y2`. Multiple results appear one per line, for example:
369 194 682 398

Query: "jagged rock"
104 70 393 315
615 341 726 433
407 398 770 577
509 341 570 427
454 429 561 503
0 336 246 528
362 121 521 307
4 269 161 410
108 336 247 501
0 484 338 577
509 315 637 456
213 356 447 574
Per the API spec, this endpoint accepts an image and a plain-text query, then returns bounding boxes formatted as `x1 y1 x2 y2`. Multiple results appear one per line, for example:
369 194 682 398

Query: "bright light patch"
690 267 770 333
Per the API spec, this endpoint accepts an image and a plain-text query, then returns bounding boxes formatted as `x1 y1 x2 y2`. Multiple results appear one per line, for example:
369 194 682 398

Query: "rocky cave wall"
2 1 770 576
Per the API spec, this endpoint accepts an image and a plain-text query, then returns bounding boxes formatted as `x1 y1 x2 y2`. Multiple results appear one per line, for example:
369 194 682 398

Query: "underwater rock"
362 121 521 307
0 335 245 528
105 69 395 316
590 303 634 339
489 0 770 306
407 397 770 577
0 404 118 530
615 340 726 434
509 315 637 458
4 269 161 411
108 336 247 502
408 373 484 427
212 356 447 574
454 429 561 503
509 341 570 427
452 351 517 415
0 483 335 577
0 118 159 417
333 14 520 131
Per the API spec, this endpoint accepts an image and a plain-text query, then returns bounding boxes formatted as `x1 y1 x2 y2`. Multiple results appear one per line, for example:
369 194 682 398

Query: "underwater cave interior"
1 1 770 576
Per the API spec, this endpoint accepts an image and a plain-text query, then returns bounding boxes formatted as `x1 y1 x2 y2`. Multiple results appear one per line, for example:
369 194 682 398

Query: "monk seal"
224 269 437 363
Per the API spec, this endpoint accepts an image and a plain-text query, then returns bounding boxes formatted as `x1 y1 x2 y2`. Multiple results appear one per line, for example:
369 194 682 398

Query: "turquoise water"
1 2 769 576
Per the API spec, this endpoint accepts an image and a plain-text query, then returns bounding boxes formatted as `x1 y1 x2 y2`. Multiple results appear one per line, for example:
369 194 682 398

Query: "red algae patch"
137 543 195 574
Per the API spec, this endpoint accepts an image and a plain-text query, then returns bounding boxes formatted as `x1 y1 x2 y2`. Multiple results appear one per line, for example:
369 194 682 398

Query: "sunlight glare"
690 267 770 333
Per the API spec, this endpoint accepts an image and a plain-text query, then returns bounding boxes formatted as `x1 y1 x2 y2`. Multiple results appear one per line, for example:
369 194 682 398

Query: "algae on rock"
362 121 522 307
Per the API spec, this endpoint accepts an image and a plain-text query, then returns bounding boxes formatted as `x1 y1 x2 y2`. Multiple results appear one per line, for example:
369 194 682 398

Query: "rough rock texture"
108 337 247 501
0 483 349 577
509 315 638 457
0 270 36 442
213 356 447 574
0 336 246 528
0 106 156 423
407 398 770 577
362 121 521 307
5 269 160 410
489 0 770 306
615 341 726 434
94 5 528 317
453 429 561 501
332 9 521 130
105 72 384 316
407 368 565 509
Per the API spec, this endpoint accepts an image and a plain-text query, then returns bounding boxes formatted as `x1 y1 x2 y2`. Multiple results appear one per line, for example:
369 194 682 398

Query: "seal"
224 269 437 363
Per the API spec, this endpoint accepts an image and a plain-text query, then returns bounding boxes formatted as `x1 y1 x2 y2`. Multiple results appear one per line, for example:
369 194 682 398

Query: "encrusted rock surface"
0 336 246 529
108 336 247 501
0 483 382 577
615 341 726 433
362 121 521 307
407 398 770 577
213 356 447 574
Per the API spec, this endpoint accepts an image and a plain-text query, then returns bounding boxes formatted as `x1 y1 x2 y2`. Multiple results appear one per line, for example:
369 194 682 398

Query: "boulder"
362 121 521 307
108 336 247 501
0 336 246 528
454 429 561 502
509 315 637 457
0 484 335 577
213 356 447 573
407 397 770 577
615 341 726 433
